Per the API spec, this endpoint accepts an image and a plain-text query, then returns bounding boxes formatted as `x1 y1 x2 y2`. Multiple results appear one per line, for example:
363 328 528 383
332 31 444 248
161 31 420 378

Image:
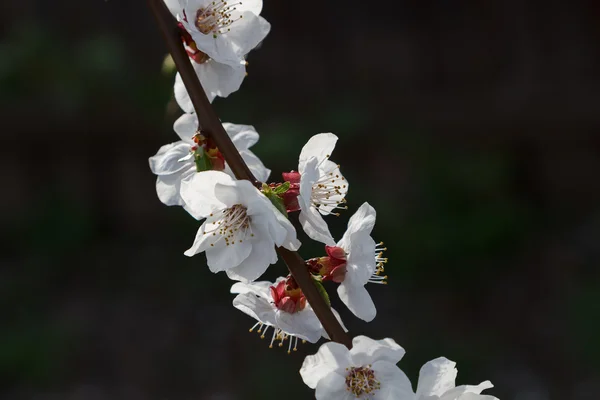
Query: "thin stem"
147 0 352 349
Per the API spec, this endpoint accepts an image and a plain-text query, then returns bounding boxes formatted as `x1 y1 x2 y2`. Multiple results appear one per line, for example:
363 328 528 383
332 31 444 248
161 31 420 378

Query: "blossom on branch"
414 357 498 400
176 0 270 66
300 335 413 400
307 202 387 322
231 276 345 351
181 171 300 281
283 133 348 246
149 113 270 206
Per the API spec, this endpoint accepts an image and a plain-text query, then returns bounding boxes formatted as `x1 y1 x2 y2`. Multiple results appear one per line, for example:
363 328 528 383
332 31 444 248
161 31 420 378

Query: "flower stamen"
193 1 244 37
345 365 381 396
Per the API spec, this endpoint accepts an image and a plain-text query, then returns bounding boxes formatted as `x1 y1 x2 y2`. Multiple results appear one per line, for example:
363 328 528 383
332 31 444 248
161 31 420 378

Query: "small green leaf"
312 277 331 307
265 192 288 217
194 147 212 172
272 181 291 195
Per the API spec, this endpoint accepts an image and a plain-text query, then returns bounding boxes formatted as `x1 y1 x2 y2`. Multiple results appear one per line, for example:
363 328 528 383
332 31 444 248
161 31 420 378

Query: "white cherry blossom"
180 171 299 281
149 113 270 206
177 0 270 66
285 133 348 246
300 335 413 400
414 357 498 400
307 202 386 322
231 276 345 350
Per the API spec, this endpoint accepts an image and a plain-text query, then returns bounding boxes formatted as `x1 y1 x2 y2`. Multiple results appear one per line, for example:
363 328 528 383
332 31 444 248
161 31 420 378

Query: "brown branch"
147 0 352 348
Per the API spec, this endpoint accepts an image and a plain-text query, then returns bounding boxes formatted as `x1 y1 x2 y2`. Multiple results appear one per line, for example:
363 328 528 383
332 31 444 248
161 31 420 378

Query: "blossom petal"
218 13 271 64
275 309 322 343
183 219 220 257
164 0 180 17
455 393 498 400
314 160 348 215
149 142 193 175
239 149 271 182
223 123 259 149
155 173 189 206
180 171 233 218
232 292 277 326
416 357 457 398
173 113 198 143
298 157 335 245
338 202 376 249
175 61 246 111
337 283 376 322
300 342 353 389
224 235 277 282
440 381 495 400
235 0 263 15
314 371 353 400
350 336 405 367
205 238 252 271
299 133 338 174
371 361 414 400
230 280 272 297
174 72 194 113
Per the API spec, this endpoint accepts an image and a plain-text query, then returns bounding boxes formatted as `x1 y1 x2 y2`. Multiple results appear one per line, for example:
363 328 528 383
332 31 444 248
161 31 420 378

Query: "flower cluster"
147 0 500 398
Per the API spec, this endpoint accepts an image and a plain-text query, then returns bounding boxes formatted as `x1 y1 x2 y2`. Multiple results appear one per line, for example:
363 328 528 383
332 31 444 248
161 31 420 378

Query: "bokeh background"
2 0 600 399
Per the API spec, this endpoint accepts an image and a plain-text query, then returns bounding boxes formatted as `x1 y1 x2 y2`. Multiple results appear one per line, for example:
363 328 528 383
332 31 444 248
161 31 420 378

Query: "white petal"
224 235 277 282
230 280 272 297
155 172 190 207
235 0 263 15
196 60 246 100
338 202 376 249
275 309 323 343
350 336 406 367
213 181 242 207
184 219 221 257
314 160 349 215
149 142 193 175
173 113 198 143
300 342 353 389
174 72 194 113
314 371 353 400
320 307 348 340
239 149 271 182
163 0 180 17
337 283 376 322
416 357 457 398
224 123 259 149
298 157 335 245
206 238 252 271
175 61 246 110
441 381 495 400
232 292 277 326
180 171 233 217
299 206 336 246
299 133 338 173
371 361 414 400
218 13 270 64
456 393 498 400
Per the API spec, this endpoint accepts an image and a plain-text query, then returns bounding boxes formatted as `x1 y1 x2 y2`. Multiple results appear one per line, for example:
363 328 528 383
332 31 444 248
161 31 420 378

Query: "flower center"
311 165 348 216
194 1 243 37
345 366 381 397
204 204 252 246
368 242 388 285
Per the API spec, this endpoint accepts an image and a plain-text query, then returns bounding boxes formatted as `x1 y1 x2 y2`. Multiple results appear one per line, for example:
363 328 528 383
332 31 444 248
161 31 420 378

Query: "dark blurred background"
1 0 599 399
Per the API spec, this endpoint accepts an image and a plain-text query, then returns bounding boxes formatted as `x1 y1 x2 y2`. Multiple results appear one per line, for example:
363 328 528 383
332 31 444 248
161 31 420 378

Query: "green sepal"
194 147 212 172
261 183 288 217
312 276 331 307
271 181 291 195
